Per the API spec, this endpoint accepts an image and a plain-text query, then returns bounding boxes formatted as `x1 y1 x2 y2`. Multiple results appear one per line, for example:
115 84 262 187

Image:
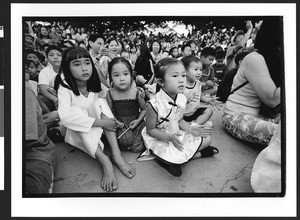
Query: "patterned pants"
222 113 280 147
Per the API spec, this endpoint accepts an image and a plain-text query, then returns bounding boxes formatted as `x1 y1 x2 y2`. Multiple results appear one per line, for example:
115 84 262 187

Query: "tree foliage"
28 16 268 33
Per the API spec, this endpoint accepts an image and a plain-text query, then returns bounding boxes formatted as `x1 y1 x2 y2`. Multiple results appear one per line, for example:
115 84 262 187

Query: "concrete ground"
52 104 262 194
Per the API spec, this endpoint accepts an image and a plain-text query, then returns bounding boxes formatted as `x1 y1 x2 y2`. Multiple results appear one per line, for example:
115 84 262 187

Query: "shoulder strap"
230 81 249 95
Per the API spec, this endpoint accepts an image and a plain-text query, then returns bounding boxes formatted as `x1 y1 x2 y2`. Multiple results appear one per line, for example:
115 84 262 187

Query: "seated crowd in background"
24 18 282 194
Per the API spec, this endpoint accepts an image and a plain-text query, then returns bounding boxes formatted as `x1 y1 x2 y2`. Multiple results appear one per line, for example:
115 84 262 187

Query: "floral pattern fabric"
222 113 279 147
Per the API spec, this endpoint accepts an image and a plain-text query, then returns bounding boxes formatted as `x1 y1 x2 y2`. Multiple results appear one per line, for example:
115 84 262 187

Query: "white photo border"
11 3 296 217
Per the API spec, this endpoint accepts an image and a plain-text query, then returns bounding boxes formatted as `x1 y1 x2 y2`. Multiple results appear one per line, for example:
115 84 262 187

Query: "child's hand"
137 75 147 85
208 96 223 111
190 93 200 103
101 118 119 131
129 120 139 130
190 123 213 137
43 111 60 128
115 120 124 129
206 80 215 87
169 132 184 151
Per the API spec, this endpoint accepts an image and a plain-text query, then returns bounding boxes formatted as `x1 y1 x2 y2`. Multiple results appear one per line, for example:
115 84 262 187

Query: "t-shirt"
211 63 226 81
183 81 203 116
200 66 216 91
38 64 57 89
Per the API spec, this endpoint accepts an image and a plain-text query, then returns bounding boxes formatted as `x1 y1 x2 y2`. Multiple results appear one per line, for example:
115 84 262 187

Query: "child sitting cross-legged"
181 55 222 125
141 58 219 177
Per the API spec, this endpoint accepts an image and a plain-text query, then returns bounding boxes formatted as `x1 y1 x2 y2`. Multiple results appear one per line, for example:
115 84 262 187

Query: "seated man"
25 82 56 194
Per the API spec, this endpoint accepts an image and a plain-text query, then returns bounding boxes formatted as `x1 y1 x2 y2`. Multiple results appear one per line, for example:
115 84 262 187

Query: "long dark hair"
108 57 133 85
254 17 284 87
54 46 101 95
154 57 183 92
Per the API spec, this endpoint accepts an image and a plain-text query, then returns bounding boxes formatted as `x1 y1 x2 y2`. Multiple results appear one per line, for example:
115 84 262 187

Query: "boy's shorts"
183 107 207 122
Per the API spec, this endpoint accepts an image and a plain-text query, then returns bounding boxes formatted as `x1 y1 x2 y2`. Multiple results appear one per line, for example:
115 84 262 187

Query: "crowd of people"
24 17 282 194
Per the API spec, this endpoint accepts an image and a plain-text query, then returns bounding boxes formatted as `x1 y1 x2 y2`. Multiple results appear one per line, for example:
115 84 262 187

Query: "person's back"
217 51 249 103
222 18 282 148
225 52 263 115
216 66 239 103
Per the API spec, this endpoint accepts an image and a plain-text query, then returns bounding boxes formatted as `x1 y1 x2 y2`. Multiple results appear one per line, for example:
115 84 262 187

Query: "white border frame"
11 3 296 217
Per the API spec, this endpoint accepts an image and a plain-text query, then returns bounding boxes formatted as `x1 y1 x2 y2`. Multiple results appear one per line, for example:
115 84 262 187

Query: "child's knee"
205 107 213 117
201 135 212 148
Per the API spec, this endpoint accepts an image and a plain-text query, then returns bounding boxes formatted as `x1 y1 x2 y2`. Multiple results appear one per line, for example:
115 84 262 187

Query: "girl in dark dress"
106 57 146 152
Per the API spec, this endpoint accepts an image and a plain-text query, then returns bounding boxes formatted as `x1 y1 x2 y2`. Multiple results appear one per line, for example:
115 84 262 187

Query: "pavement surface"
52 104 263 194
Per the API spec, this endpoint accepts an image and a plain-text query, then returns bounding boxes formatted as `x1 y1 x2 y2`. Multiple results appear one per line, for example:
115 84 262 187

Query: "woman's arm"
244 53 280 107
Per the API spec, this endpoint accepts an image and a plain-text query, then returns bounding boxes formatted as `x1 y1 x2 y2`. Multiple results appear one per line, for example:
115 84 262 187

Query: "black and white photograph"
9 2 297 218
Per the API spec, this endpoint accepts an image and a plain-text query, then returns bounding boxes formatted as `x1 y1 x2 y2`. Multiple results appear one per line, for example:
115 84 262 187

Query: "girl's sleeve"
57 87 95 133
98 98 114 119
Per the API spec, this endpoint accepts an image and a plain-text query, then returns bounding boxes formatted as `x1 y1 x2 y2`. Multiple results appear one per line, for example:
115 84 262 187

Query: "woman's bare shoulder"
243 51 264 65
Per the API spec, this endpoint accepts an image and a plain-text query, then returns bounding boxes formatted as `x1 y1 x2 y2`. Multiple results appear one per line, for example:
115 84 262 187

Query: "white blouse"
57 84 113 158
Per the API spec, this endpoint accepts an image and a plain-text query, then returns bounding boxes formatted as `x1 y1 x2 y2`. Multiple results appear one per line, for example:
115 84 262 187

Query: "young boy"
199 47 218 96
24 33 36 50
38 45 62 112
25 49 45 78
25 59 39 96
211 50 226 82
181 55 221 125
178 43 191 60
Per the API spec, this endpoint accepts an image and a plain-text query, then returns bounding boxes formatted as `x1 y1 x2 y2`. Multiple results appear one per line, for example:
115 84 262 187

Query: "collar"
186 82 196 89
159 88 178 105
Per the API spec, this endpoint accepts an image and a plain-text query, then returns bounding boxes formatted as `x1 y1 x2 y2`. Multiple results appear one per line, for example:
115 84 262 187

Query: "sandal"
199 146 219 158
156 159 182 177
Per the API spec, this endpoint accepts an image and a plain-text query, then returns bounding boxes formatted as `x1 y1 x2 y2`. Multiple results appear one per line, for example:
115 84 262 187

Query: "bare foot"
112 154 136 178
101 159 118 192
